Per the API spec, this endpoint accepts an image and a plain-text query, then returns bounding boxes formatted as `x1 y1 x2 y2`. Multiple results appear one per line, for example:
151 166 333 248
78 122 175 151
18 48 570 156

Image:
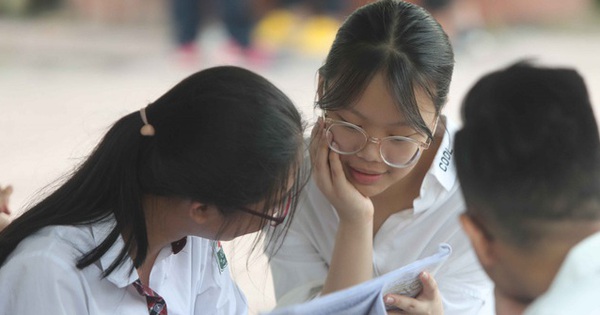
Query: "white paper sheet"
263 243 452 315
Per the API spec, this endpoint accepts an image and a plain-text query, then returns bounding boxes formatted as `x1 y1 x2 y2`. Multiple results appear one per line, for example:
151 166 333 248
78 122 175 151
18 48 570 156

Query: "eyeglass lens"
326 123 421 167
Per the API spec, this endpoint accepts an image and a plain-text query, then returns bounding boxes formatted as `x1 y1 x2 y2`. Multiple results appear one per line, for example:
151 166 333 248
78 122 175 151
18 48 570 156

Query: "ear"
188 202 217 225
460 214 496 268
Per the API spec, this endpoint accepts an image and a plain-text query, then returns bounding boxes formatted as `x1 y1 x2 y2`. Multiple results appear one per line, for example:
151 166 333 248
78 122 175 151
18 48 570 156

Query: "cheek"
388 166 411 177
242 217 265 235
225 214 264 239
337 154 352 172
488 259 531 301
489 267 518 300
385 165 415 184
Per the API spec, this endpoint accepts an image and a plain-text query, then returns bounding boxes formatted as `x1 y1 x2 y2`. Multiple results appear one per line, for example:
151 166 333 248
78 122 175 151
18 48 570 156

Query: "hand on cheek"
309 118 374 223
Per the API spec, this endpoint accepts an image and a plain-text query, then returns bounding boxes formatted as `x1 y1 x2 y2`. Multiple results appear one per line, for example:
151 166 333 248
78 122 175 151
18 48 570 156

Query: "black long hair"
317 0 454 140
0 66 306 275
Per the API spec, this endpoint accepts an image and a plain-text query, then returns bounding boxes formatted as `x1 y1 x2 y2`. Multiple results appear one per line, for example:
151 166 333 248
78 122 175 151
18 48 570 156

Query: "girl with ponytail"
0 66 306 315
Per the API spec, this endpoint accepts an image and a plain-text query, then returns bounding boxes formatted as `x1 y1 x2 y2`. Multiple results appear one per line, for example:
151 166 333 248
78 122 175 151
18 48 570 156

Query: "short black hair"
455 61 600 246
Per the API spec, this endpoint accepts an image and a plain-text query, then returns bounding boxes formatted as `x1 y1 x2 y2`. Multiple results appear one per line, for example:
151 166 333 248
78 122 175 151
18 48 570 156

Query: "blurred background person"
170 0 270 67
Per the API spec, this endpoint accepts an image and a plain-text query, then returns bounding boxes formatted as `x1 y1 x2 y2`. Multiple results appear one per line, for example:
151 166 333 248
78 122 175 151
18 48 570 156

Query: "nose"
355 137 382 162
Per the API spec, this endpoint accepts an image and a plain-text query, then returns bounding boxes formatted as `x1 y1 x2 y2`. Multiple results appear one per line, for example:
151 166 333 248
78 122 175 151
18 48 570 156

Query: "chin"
351 181 389 198
232 226 263 239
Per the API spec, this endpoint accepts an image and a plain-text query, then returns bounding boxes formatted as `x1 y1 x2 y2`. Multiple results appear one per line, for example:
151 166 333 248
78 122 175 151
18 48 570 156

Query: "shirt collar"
525 231 600 313
90 216 188 288
414 116 459 213
171 237 187 254
429 116 458 191
553 231 600 281
91 217 137 288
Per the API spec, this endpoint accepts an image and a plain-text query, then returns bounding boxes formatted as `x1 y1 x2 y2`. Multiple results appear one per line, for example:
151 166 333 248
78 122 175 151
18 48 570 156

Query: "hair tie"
139 107 155 136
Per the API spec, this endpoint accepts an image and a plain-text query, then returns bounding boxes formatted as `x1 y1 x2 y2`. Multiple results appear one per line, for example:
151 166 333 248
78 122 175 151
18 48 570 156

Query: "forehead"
341 72 436 125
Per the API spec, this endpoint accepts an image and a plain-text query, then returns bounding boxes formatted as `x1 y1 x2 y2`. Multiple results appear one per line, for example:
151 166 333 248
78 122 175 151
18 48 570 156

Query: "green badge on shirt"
212 240 228 274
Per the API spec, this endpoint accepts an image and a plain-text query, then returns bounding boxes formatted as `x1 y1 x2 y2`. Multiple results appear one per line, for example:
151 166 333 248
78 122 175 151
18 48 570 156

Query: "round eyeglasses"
323 116 435 168
235 194 293 227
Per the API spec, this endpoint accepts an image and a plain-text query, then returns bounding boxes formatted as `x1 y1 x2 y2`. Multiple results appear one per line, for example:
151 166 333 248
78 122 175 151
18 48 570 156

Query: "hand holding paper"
384 271 443 314
264 243 452 315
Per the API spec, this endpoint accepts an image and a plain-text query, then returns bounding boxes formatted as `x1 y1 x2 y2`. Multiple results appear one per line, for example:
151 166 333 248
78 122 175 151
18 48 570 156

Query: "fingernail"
421 271 429 280
384 296 394 304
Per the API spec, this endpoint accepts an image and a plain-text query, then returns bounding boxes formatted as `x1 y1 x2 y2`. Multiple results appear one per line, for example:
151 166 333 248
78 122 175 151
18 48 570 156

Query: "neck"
134 195 184 284
143 197 176 252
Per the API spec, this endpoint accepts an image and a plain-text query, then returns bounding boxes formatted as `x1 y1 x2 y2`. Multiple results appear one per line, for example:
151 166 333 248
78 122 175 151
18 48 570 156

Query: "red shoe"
243 45 275 68
221 40 274 68
175 43 200 68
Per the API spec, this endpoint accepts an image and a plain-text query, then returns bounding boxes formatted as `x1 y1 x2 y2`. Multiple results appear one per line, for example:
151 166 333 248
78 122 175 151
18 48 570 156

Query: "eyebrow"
347 107 412 127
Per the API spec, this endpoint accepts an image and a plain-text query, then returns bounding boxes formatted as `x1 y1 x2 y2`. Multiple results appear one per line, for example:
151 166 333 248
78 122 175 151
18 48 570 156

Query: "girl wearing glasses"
266 1 493 314
0 66 305 315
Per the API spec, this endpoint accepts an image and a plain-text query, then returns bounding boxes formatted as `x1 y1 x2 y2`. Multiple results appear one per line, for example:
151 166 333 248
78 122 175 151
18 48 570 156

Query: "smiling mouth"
347 166 386 184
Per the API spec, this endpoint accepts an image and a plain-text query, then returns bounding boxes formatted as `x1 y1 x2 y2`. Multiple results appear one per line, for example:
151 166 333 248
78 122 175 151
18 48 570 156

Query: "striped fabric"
132 279 168 315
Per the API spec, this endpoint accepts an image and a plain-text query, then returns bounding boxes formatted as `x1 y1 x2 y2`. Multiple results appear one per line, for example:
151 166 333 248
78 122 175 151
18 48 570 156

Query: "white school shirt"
524 231 600 315
0 218 247 315
267 117 494 315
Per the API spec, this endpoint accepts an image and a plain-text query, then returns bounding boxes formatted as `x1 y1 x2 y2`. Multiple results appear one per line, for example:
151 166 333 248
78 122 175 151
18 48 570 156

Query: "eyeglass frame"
321 113 437 168
234 194 293 227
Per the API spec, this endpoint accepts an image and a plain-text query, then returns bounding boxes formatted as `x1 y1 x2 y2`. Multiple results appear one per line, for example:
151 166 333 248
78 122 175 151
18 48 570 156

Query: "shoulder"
0 226 89 290
4 225 92 268
0 227 90 314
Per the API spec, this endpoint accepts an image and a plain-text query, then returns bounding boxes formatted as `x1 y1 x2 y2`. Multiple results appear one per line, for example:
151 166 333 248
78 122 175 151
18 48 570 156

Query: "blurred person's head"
455 61 600 306
315 0 454 197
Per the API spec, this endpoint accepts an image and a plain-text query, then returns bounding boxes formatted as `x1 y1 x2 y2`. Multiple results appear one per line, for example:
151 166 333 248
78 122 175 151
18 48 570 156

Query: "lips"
347 166 386 185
